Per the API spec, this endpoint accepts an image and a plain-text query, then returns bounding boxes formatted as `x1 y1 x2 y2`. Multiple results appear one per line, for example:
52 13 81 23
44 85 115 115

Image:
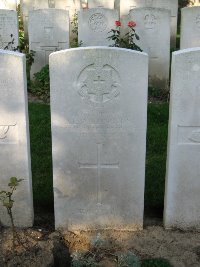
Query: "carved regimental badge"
77 64 121 106
88 13 108 32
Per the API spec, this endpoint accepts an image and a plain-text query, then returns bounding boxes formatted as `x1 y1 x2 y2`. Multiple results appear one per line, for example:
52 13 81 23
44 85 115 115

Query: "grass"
28 102 169 212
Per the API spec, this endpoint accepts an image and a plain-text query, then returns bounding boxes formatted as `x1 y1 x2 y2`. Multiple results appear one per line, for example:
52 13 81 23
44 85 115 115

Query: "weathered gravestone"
180 7 200 49
0 9 18 49
50 47 148 230
21 0 80 38
0 50 33 227
164 48 200 230
120 0 178 47
78 8 119 46
129 7 170 90
87 0 114 9
0 0 17 10
29 8 69 76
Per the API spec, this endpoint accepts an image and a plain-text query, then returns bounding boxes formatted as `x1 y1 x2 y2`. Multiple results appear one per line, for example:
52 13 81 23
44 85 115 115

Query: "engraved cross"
78 143 119 204
86 69 113 103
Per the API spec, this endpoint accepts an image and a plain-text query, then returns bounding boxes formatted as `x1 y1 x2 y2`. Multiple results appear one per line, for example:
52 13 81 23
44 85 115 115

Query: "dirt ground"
1 211 200 267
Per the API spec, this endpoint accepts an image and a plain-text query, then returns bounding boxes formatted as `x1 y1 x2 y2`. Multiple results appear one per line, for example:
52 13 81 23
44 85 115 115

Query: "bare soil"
1 210 200 267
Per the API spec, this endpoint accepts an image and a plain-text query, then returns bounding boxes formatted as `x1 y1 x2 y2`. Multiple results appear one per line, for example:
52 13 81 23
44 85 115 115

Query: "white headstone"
78 8 119 46
120 0 178 47
0 0 17 10
87 0 114 9
0 9 18 50
50 47 148 231
129 7 170 90
0 50 33 227
29 9 69 76
180 7 200 49
164 48 200 230
21 0 80 38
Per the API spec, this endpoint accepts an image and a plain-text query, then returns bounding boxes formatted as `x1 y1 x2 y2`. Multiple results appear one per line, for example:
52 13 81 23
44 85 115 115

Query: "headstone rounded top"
173 47 200 56
49 46 148 58
129 7 171 14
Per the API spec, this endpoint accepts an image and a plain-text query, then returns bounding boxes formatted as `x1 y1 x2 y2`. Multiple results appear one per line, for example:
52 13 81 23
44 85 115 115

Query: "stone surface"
129 7 170 90
87 0 114 9
50 47 148 231
29 8 69 76
0 50 33 227
78 8 119 46
0 9 18 49
21 0 80 39
120 0 178 47
164 48 200 230
180 7 200 49
0 0 16 10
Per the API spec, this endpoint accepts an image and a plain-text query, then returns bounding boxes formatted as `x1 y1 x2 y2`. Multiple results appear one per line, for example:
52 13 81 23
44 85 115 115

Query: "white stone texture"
0 0 17 10
50 47 148 231
21 0 80 39
87 0 114 9
0 50 33 227
120 0 178 47
164 48 200 230
180 7 200 49
29 8 69 76
0 10 18 49
78 8 119 46
129 7 170 90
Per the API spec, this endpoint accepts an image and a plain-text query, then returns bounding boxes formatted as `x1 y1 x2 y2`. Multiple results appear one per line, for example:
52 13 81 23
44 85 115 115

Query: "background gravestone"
50 47 148 230
29 8 69 76
0 50 33 227
0 0 17 10
130 7 170 90
21 0 80 39
120 0 178 48
164 48 200 230
0 9 18 50
87 0 114 9
180 7 200 49
78 8 119 46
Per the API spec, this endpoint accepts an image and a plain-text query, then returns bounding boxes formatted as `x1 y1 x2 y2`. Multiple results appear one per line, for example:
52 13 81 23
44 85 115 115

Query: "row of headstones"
2 5 200 90
1 46 200 231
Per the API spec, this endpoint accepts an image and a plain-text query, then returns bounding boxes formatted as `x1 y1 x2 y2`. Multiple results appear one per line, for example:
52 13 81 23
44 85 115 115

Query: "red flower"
115 20 121 27
128 21 136 28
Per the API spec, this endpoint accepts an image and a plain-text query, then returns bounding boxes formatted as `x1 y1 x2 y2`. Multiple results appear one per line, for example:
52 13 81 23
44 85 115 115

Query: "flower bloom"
128 21 136 27
115 20 121 27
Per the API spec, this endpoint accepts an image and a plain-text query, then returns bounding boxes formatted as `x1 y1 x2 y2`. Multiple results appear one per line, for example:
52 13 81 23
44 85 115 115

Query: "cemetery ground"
1 99 200 267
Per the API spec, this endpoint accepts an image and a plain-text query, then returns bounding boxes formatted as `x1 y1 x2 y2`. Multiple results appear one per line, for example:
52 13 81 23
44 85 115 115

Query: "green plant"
118 252 141 267
142 258 173 267
30 64 50 102
108 20 142 51
0 177 23 244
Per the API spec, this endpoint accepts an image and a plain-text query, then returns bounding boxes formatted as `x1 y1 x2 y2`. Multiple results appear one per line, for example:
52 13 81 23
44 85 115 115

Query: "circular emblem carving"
144 14 158 30
77 64 121 106
88 13 108 32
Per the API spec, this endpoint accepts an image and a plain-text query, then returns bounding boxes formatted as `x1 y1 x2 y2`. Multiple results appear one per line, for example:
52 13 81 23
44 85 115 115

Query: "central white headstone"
164 48 200 230
50 47 148 231
0 9 18 50
87 0 114 9
0 0 17 10
29 8 69 76
0 50 33 227
78 8 119 46
180 7 200 49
